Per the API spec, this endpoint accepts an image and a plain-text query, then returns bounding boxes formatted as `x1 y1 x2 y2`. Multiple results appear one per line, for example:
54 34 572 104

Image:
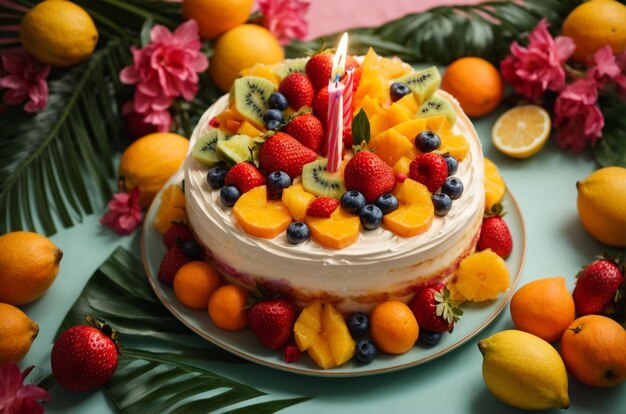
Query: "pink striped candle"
342 67 354 128
326 80 345 172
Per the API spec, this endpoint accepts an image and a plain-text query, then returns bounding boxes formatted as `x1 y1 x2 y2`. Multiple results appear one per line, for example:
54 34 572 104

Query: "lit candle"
325 33 349 173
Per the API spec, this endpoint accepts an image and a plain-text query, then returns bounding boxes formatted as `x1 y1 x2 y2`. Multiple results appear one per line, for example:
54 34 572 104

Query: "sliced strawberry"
307 197 340 217
279 73 314 110
224 162 266 194
259 132 318 179
409 153 448 193
285 114 325 153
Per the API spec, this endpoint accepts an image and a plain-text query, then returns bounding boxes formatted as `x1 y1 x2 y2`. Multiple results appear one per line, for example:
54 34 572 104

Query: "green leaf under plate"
594 92 626 168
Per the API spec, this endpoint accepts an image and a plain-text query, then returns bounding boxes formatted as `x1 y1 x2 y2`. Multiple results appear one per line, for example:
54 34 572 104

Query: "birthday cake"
182 48 485 314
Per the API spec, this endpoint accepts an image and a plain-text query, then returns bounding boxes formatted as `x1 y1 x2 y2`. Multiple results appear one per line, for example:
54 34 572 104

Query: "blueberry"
374 193 399 215
207 166 228 189
419 330 443 347
267 171 292 199
415 130 441 153
390 82 410 102
441 177 464 200
359 205 383 230
263 109 284 123
340 190 366 215
444 155 458 176
181 240 202 259
348 312 369 338
355 339 377 363
432 193 452 216
268 92 289 111
286 221 310 244
265 119 281 130
220 185 240 207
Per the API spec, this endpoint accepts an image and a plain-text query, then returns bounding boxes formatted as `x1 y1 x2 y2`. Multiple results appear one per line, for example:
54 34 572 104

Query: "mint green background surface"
19 110 625 413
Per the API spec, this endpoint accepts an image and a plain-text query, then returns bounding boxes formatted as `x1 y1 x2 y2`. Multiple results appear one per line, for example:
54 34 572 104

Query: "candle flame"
331 32 348 80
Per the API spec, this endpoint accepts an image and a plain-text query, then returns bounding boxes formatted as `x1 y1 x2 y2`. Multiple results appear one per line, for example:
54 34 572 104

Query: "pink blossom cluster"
258 0 310 45
120 20 209 132
500 19 626 152
0 51 50 113
100 186 143 235
0 364 51 414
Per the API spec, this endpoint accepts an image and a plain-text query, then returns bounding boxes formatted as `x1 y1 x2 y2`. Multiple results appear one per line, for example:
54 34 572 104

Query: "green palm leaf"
286 0 582 64
0 38 133 236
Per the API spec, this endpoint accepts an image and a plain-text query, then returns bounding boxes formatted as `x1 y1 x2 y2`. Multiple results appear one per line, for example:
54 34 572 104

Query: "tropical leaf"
53 246 312 413
106 349 310 414
594 92 626 168
286 0 583 64
0 38 133 236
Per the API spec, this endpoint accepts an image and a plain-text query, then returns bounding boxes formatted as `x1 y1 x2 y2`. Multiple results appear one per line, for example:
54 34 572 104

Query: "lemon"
562 0 626 63
0 303 39 363
492 105 551 159
478 330 569 410
19 1 98 67
577 167 626 247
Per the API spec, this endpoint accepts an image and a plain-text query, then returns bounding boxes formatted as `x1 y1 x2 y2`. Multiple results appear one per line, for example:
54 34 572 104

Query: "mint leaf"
352 109 371 145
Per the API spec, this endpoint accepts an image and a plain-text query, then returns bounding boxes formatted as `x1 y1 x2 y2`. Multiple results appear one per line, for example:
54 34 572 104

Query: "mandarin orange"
369 300 419 354
173 261 222 309
208 284 249 331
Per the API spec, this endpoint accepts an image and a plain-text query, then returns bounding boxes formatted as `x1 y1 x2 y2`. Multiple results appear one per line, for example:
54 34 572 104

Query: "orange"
0 303 39 363
561 315 626 387
369 300 419 355
154 184 187 234
562 0 626 62
509 277 575 343
209 24 284 92
455 249 510 302
208 284 249 331
0 231 63 305
233 186 293 239
441 57 503 117
182 0 254 40
173 261 221 309
118 132 189 209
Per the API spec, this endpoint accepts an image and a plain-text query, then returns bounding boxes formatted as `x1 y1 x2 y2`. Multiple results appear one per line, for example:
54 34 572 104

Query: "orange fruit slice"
439 134 469 161
492 105 551 159
233 186 292 239
306 208 361 249
455 249 510 302
484 158 506 212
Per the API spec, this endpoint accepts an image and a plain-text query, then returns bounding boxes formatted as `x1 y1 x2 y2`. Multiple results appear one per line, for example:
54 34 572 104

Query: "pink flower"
587 46 622 85
0 364 51 414
259 0 310 45
0 51 50 112
100 187 143 235
120 20 208 132
554 77 604 152
500 19 575 102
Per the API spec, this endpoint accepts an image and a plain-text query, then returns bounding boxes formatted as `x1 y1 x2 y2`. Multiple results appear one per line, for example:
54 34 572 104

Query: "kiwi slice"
393 66 441 104
231 76 277 129
416 95 457 127
272 58 308 80
302 159 346 199
192 129 226 167
216 134 258 165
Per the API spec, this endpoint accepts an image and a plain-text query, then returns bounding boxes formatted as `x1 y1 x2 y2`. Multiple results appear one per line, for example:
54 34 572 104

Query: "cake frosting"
184 90 484 313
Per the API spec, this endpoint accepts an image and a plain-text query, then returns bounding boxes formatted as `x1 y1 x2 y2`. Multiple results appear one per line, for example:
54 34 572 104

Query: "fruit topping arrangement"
191 48 473 249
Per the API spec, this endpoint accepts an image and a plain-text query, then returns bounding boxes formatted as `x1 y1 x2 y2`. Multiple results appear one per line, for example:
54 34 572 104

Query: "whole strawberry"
306 51 359 90
477 213 513 259
224 162 266 194
279 73 314 110
573 258 624 316
409 153 448 193
163 222 194 249
158 245 191 285
259 132 318 179
344 151 395 203
409 284 462 333
51 317 119 391
285 114 325 153
313 85 329 121
248 298 296 350
307 197 339 217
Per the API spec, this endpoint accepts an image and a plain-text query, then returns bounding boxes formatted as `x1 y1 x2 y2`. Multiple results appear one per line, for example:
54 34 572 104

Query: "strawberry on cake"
182 48 485 314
